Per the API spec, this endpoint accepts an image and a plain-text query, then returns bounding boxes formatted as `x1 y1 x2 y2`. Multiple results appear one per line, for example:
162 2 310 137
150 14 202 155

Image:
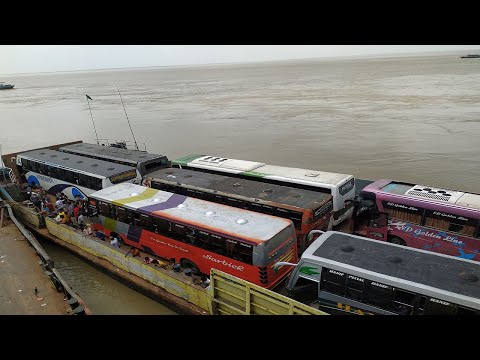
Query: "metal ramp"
209 269 328 315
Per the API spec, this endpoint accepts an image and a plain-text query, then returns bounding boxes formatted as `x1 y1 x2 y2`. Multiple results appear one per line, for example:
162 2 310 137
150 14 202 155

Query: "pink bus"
351 179 480 261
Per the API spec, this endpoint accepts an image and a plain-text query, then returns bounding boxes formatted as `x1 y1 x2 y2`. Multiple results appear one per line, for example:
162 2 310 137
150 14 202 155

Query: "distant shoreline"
2 49 479 77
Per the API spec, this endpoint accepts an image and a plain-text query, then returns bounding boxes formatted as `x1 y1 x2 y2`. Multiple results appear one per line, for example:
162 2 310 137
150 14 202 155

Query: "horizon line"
1 48 479 76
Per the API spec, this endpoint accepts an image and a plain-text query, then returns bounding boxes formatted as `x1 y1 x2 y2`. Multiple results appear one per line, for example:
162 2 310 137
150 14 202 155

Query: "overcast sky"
1 45 479 75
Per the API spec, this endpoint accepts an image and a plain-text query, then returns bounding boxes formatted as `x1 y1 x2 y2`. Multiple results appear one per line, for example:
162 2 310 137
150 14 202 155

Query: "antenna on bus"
85 94 100 145
117 88 139 151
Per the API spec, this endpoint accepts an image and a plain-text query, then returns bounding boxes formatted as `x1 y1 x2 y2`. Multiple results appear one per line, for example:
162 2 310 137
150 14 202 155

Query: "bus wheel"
388 236 406 246
180 259 200 276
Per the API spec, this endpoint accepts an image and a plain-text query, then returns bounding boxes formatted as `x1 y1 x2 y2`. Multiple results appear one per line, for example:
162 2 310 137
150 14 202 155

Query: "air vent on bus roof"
199 156 229 164
405 185 464 203
305 172 319 177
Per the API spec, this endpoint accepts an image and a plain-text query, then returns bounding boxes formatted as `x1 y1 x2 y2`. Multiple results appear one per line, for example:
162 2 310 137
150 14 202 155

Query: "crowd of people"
27 186 90 228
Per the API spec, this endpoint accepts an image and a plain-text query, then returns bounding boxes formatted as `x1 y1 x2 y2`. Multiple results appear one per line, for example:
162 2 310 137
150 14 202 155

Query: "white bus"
58 142 169 182
16 149 137 201
284 231 480 315
172 154 355 226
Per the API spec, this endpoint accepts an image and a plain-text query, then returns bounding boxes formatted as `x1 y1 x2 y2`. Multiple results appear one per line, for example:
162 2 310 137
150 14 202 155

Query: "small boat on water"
0 82 14 90
461 54 480 59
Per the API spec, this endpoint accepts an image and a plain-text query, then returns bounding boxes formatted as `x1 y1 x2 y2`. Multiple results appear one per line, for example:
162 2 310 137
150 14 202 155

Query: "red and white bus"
351 179 480 261
88 183 297 289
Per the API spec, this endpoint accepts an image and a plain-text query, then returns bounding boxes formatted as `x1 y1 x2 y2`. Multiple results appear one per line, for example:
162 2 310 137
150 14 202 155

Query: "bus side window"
154 217 170 235
31 161 39 173
185 226 197 245
39 163 48 175
174 186 188 196
57 168 65 181
392 289 416 315
423 298 457 315
140 214 153 231
262 205 274 215
153 182 168 191
225 238 237 257
186 188 196 197
289 211 303 230
99 202 111 217
210 234 226 255
291 276 318 304
346 275 365 301
196 230 211 250
117 207 128 223
274 207 289 219
456 306 478 315
48 166 58 178
94 178 103 190
320 267 346 296
363 281 394 311
249 202 263 213
110 205 117 220
476 223 480 239
132 211 141 227
383 207 422 225
237 243 252 264
214 195 226 205
171 223 186 241
64 170 74 183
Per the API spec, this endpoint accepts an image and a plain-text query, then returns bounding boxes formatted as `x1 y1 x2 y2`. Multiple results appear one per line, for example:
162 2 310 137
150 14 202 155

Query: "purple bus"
350 179 480 261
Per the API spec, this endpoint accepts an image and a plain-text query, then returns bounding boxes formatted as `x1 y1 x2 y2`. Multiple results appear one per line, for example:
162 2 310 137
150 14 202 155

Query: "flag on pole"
86 94 92 100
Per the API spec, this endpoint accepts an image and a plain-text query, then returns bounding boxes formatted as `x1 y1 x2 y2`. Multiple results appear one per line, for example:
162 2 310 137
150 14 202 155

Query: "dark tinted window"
99 202 111 217
392 289 416 315
117 207 128 223
292 276 318 304
364 281 393 310
339 178 355 196
140 214 153 231
320 268 346 296
424 298 457 315
346 274 365 301
153 217 170 235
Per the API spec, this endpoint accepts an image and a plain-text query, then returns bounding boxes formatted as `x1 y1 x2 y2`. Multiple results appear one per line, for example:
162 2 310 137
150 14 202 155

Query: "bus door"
366 212 389 242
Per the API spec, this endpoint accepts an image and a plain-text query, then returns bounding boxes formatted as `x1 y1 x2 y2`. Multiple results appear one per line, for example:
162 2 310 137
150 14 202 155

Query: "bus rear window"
339 178 355 196
145 158 169 172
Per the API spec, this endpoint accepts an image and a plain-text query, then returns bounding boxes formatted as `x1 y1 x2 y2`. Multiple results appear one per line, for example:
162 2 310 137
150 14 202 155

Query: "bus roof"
146 168 332 210
59 143 167 165
303 231 480 300
174 154 353 186
90 183 292 243
366 180 480 211
257 165 352 187
19 149 136 178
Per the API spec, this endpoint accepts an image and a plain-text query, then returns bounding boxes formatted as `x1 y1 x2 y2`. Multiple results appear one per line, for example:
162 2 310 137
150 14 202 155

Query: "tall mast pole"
86 94 99 145
117 89 139 151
